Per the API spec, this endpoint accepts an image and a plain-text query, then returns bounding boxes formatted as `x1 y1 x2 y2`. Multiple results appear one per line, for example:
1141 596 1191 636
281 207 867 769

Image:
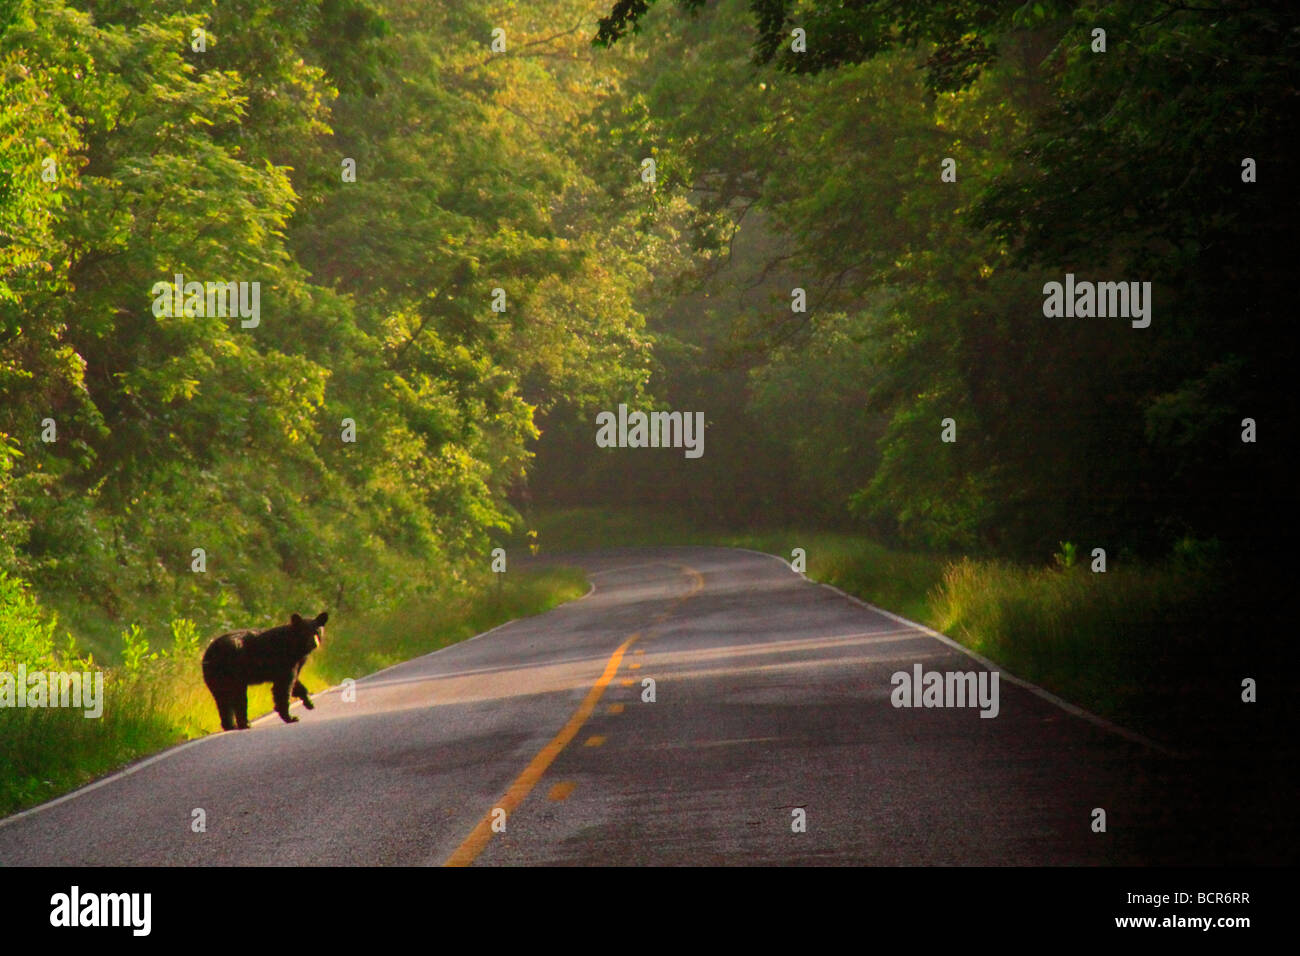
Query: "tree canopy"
2 0 1291 641
535 0 1293 559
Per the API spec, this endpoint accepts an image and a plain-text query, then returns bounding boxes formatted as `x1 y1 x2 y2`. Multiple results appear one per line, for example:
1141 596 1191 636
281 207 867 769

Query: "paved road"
0 547 1243 865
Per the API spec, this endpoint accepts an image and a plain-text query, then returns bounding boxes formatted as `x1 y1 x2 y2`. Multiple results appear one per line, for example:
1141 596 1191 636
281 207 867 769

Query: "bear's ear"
315 612 329 627
291 613 303 627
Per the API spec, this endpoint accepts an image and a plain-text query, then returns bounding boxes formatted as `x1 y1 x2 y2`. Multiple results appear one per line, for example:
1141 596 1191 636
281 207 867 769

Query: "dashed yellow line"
443 564 703 867
607 703 625 715
546 782 576 801
443 632 640 866
584 735 606 747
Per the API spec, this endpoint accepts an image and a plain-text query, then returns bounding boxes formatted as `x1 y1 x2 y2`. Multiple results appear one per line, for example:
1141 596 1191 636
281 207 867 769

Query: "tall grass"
929 558 1212 722
726 531 948 624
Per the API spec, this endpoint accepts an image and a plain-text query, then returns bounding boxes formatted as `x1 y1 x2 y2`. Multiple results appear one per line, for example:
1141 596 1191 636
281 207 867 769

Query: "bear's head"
290 611 329 656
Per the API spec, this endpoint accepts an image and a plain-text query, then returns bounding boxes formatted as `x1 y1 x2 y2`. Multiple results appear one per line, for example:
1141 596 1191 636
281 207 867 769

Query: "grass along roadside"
527 507 1239 750
0 565 587 818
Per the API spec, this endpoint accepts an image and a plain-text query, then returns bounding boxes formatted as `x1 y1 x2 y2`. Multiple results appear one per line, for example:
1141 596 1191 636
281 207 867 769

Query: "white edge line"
0 735 222 830
0 577 599 829
729 546 1182 758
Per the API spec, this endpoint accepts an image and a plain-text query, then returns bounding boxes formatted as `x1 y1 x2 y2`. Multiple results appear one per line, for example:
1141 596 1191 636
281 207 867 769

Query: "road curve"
0 547 1222 865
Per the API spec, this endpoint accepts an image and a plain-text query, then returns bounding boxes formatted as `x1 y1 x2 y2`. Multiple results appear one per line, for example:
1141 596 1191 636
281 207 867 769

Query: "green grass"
0 565 587 817
528 507 1229 747
723 531 946 625
531 506 715 551
925 557 1215 729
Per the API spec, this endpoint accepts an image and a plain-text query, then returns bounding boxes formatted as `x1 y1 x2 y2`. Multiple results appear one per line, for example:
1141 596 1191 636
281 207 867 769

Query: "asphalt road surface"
0 547 1262 865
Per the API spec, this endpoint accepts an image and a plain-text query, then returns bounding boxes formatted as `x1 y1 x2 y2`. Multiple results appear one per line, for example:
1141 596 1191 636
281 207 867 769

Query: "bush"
0 570 58 672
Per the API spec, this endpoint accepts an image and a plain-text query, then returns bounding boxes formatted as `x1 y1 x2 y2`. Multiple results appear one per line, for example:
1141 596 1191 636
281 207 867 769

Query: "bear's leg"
220 697 237 731
272 676 299 724
216 699 236 731
206 676 237 731
293 679 314 710
234 687 250 730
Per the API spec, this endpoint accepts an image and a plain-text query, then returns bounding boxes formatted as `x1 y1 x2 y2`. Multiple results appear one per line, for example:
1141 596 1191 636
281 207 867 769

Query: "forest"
2 0 1294 810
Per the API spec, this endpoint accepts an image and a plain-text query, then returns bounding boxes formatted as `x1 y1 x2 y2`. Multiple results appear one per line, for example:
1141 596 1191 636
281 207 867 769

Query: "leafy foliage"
0 0 661 637
558 0 1293 560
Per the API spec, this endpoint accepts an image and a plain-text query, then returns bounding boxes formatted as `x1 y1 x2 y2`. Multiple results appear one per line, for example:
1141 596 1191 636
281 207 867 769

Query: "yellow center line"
442 563 704 867
546 782 576 802
443 631 640 866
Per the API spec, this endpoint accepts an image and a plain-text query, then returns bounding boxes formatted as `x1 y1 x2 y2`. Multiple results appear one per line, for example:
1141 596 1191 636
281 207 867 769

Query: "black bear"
201 612 328 730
